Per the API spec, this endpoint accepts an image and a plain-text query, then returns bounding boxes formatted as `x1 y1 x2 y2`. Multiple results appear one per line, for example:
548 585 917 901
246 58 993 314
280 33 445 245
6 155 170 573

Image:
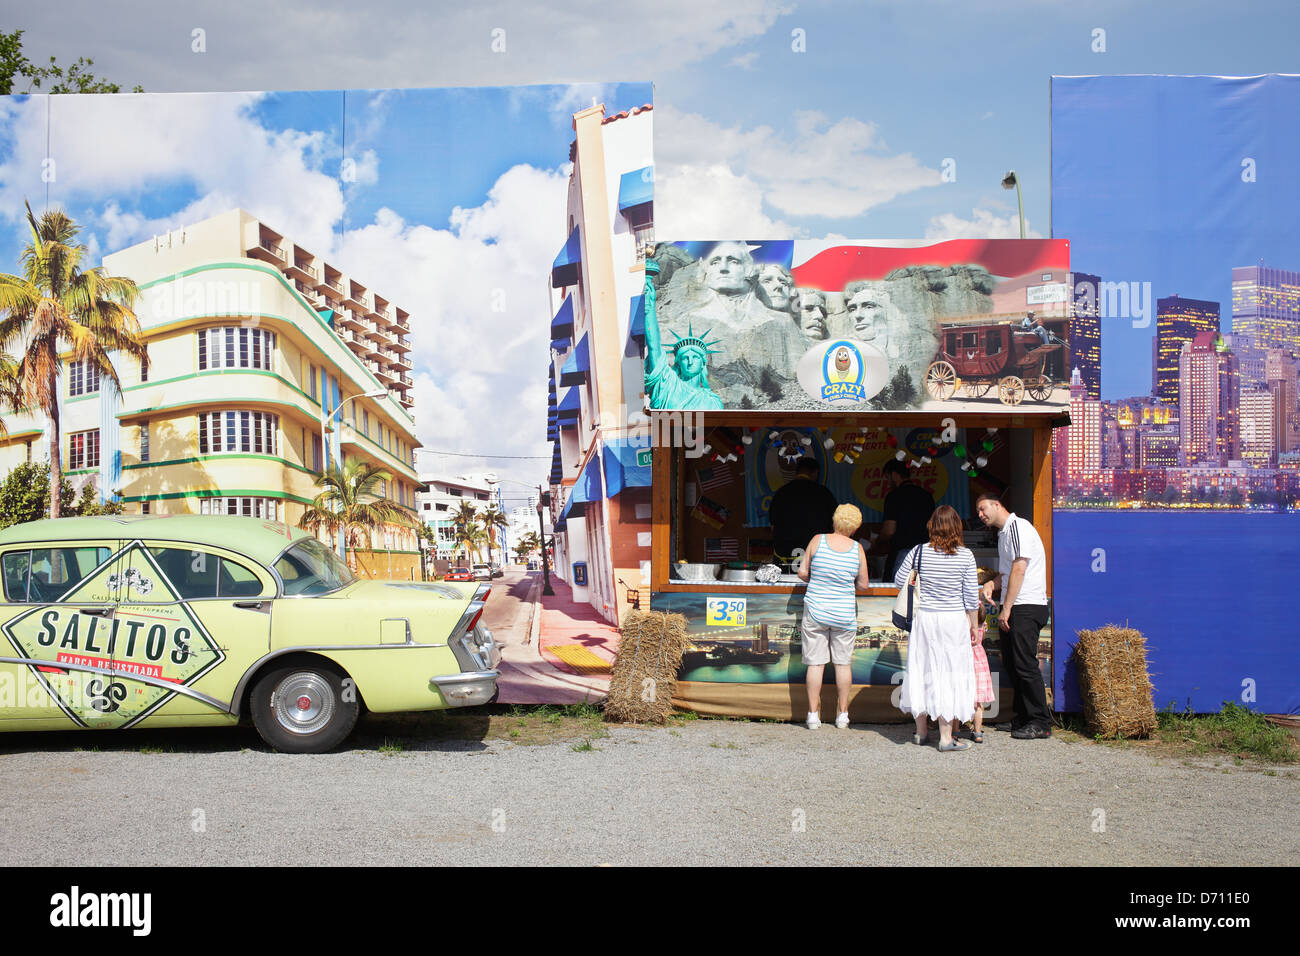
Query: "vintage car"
0 516 499 753
444 567 473 582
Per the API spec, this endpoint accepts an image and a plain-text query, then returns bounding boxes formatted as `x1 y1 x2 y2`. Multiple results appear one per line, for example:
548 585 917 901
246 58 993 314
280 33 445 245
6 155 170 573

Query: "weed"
377 739 405 755
570 738 599 753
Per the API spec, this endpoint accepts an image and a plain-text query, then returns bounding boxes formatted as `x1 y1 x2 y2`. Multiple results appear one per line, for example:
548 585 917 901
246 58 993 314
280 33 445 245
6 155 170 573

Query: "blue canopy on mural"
603 438 652 496
550 294 574 339
551 227 581 288
556 387 581 422
628 294 645 344
618 166 653 211
560 333 589 386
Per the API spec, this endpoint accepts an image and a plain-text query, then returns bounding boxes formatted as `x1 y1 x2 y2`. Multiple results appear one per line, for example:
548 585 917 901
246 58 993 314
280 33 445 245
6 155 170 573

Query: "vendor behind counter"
768 457 838 562
867 458 936 579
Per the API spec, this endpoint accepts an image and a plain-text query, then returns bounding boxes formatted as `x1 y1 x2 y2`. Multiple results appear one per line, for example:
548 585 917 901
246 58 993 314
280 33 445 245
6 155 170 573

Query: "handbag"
891 544 923 631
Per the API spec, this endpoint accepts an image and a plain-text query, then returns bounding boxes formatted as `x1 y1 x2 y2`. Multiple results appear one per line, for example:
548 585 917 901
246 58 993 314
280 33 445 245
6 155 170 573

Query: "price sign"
706 596 747 627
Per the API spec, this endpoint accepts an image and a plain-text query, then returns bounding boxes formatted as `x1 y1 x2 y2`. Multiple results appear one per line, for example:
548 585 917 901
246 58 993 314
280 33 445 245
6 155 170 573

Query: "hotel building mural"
0 208 423 577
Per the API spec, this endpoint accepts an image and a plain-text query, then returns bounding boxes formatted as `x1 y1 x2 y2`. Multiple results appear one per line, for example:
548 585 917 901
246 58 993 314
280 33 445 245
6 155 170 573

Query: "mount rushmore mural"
642 239 1072 413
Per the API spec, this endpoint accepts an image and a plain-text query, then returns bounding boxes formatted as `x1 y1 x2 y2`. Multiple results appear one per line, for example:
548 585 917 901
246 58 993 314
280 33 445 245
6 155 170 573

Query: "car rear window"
2 547 111 603
146 547 265 600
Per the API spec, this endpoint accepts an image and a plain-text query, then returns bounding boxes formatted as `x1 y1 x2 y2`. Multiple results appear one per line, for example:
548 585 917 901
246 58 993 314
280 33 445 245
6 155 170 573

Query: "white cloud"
654 105 942 227
730 52 760 70
924 206 1042 240
0 92 345 256
332 164 570 486
656 164 794 239
12 1 794 93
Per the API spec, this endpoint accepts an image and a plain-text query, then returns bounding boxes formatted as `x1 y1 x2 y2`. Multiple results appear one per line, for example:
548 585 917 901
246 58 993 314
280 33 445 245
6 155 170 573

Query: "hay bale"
604 610 689 724
1073 625 1157 739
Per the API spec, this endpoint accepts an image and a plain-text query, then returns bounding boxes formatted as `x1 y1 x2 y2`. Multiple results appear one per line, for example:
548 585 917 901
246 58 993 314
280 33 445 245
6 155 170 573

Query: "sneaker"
806 712 822 730
834 712 850 729
1010 725 1052 739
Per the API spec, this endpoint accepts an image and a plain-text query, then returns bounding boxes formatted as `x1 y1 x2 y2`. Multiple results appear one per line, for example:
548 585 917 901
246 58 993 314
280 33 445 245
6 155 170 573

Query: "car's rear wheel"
250 661 359 753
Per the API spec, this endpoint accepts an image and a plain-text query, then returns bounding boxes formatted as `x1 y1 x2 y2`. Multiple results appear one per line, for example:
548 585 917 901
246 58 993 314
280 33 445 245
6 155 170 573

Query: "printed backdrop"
1052 74 1300 715
643 239 1071 414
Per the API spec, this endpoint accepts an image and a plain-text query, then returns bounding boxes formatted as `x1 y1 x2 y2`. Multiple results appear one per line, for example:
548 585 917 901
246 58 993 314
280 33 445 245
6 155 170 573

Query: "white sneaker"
806 712 822 730
834 712 851 729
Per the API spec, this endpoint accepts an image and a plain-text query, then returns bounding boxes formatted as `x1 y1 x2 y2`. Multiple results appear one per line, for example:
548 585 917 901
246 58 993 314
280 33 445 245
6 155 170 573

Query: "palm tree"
480 504 508 565
299 459 405 569
0 201 147 518
449 500 479 564
466 525 488 563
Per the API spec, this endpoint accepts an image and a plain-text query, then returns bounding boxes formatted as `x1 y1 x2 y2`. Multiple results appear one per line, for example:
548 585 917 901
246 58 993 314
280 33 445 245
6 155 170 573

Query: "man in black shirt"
869 459 936 579
769 458 839 561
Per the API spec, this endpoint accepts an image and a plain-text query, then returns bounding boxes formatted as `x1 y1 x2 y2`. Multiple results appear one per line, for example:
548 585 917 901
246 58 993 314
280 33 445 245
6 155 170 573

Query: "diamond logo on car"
1 541 226 729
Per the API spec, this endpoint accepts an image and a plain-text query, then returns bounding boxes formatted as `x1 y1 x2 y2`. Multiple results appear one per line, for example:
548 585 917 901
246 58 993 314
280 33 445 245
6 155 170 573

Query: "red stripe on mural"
790 240 1069 289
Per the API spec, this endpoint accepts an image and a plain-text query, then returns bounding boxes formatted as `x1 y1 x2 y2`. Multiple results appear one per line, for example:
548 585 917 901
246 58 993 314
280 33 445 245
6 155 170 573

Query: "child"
969 567 1000 742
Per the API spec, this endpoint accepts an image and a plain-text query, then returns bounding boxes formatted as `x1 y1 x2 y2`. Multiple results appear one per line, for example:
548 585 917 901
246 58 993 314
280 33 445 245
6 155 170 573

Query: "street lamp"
1001 170 1026 240
321 387 388 558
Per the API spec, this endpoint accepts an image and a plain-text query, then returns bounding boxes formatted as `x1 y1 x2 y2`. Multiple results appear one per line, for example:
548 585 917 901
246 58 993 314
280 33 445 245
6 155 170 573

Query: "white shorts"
801 615 855 666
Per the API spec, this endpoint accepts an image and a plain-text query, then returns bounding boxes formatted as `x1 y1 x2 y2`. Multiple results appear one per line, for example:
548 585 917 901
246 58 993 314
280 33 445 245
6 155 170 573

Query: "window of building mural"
67 359 99 397
197 411 279 455
68 430 100 469
197 327 276 372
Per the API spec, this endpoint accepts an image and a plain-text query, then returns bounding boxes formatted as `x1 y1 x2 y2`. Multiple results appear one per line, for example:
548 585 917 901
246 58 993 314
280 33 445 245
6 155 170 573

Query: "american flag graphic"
705 537 740 560
696 465 732 494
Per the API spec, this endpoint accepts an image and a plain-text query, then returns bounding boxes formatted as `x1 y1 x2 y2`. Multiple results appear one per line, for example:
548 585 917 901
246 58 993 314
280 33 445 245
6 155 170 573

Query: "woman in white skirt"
892 504 981 752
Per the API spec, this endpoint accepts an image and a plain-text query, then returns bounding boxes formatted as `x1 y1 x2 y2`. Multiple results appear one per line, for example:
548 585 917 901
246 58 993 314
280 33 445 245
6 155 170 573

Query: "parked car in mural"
444 567 473 582
471 563 493 581
0 517 499 753
924 314 1065 406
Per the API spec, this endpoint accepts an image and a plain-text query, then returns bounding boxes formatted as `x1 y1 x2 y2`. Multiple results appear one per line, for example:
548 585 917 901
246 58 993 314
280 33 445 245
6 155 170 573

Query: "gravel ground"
1 720 1295 866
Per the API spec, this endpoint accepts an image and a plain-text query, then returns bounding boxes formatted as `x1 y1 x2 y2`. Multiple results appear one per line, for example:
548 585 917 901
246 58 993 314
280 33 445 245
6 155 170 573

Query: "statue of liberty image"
643 258 725 410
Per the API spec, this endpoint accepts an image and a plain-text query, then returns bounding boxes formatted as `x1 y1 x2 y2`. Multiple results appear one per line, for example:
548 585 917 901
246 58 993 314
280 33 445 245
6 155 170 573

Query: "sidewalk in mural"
495 575 619 705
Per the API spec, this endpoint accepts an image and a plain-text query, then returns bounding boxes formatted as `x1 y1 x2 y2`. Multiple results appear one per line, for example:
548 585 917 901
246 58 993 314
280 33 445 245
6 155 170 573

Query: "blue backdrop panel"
1052 74 1300 716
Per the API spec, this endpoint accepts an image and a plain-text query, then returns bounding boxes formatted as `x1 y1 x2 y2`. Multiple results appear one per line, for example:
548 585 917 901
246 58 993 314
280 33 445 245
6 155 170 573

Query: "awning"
550 295 574 339
553 517 567 534
551 226 581 289
618 166 653 212
628 294 645 344
556 387 581 422
571 453 604 504
559 453 604 522
603 439 653 497
560 333 589 386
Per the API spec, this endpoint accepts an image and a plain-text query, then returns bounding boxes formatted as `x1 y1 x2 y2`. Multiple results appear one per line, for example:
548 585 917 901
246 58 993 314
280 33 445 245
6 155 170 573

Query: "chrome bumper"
431 670 499 707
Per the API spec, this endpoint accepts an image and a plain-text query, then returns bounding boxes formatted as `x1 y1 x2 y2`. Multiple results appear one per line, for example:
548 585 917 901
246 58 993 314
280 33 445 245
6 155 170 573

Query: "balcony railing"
324 278 343 294
260 239 286 261
293 261 319 279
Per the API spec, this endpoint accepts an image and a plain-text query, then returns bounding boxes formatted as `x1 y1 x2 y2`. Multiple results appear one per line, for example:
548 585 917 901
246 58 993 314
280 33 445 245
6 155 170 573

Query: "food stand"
642 239 1070 721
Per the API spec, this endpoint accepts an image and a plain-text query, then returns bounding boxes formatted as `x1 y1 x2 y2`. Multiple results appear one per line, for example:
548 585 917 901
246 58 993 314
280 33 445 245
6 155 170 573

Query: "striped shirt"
804 534 861 627
892 543 980 612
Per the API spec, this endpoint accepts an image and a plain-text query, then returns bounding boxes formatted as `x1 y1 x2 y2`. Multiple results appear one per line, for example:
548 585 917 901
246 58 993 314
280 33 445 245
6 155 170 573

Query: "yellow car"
0 515 499 753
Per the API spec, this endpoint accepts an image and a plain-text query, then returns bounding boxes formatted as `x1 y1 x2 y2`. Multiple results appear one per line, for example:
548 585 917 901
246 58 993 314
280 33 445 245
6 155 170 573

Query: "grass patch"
1056 702 1298 766
1153 702 1298 764
359 702 612 749
570 738 600 752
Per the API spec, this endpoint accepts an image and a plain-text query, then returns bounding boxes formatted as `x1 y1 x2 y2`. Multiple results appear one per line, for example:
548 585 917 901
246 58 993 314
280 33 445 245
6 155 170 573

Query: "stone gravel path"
1 719 1294 866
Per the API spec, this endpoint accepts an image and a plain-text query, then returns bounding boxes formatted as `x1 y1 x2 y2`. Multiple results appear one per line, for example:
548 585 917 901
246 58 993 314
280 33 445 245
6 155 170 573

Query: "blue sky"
1053 73 1300 400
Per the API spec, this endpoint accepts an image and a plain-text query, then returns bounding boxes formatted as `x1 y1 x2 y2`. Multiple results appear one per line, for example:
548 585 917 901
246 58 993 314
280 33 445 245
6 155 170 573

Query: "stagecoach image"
923 314 1065 406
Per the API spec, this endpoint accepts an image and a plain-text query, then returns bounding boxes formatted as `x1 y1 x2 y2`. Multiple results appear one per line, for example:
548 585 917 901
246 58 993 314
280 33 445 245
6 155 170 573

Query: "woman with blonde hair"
892 504 980 752
797 503 869 730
